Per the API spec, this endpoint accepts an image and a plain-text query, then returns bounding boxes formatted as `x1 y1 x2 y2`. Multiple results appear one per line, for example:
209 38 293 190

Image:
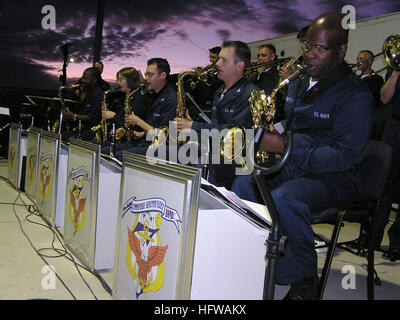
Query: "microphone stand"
252 128 293 300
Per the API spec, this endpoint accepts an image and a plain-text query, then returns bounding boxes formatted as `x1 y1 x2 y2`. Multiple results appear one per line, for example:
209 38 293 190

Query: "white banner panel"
24 128 41 201
63 140 122 271
36 131 67 227
63 140 98 267
113 153 200 300
7 123 22 189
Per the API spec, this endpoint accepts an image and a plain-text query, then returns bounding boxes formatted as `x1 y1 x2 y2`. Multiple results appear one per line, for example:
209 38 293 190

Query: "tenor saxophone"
52 84 81 133
115 84 144 142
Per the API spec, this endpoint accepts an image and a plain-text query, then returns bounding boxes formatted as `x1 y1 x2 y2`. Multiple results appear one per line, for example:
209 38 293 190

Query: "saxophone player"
232 13 374 299
176 41 258 188
62 67 103 143
102 67 148 133
113 58 177 160
100 67 150 155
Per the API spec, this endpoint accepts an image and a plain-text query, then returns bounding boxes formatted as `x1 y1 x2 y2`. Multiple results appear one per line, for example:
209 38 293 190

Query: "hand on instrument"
102 110 115 120
260 131 285 154
125 113 140 126
175 117 193 131
133 131 145 140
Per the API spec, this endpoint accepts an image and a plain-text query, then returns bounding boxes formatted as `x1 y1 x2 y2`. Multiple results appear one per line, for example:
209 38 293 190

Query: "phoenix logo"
27 154 36 183
39 159 51 200
69 176 87 235
126 211 168 298
67 167 90 235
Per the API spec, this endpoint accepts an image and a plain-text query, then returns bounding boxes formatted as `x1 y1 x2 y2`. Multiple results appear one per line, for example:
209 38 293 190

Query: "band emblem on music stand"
39 155 52 201
123 196 182 298
27 152 36 183
9 145 16 170
68 167 90 235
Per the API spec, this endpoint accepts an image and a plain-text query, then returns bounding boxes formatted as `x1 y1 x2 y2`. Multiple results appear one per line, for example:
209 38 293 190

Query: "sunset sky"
1 0 400 90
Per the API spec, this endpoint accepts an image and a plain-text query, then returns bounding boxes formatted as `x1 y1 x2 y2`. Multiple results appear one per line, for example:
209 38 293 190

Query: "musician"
279 25 309 80
94 61 111 91
381 65 400 119
232 13 374 299
251 44 279 95
100 67 150 155
74 61 110 97
378 55 400 261
115 58 177 159
102 67 147 131
62 67 103 142
357 50 383 108
251 44 286 123
176 40 258 188
188 46 223 121
209 46 221 64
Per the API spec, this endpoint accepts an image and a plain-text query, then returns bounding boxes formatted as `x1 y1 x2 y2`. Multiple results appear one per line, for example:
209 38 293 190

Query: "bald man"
232 13 374 299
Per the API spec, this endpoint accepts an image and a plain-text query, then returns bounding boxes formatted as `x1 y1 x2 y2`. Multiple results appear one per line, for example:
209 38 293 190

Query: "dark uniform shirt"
285 63 374 178
360 72 384 108
145 84 177 129
191 77 257 134
385 67 400 118
77 85 103 129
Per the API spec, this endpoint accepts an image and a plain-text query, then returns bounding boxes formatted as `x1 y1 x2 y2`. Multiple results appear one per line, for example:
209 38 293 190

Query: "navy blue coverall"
232 64 374 284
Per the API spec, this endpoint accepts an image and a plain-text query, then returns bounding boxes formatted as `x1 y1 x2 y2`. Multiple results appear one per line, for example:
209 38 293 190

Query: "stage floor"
0 159 399 300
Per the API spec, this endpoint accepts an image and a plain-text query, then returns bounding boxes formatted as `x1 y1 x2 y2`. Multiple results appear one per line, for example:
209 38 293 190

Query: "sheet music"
201 178 271 227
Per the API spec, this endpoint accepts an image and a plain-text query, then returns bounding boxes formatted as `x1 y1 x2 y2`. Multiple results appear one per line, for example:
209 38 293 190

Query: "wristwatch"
73 114 78 121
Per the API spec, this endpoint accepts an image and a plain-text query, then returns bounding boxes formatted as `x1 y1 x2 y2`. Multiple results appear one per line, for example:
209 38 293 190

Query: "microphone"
279 64 310 86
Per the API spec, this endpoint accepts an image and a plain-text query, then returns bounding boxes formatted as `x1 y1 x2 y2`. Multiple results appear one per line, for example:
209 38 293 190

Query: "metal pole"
93 0 105 64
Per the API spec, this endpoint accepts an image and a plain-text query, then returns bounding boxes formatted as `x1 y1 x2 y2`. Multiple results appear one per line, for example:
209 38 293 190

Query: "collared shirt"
191 77 258 135
285 68 374 175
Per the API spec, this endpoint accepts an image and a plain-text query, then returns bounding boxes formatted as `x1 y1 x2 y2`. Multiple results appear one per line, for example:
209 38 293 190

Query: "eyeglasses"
300 40 334 54
144 72 159 78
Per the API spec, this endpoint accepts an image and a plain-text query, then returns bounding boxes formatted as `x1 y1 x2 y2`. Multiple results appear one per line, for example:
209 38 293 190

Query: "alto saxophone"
91 87 120 143
249 64 308 163
115 84 144 142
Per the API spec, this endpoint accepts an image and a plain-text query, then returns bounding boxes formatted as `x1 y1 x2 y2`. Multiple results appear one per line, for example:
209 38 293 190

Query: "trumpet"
245 57 292 79
278 54 303 82
194 63 218 85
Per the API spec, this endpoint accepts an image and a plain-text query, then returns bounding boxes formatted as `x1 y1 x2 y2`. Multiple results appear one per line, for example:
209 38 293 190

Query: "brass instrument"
115 84 144 141
249 64 309 163
383 35 400 71
91 87 120 143
278 54 302 82
52 84 81 133
194 63 218 85
246 57 292 79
